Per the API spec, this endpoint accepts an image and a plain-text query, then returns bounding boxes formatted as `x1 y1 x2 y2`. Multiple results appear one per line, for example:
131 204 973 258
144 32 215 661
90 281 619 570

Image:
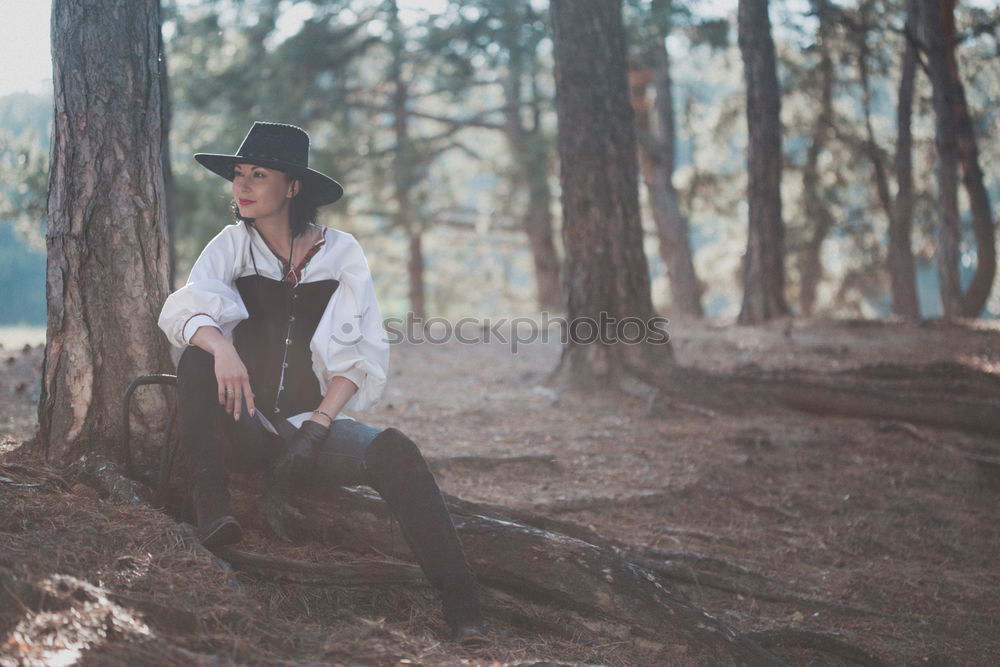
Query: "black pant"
176 346 482 629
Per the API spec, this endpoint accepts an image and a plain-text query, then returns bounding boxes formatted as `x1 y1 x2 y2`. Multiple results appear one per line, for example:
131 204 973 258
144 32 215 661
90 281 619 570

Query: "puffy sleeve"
310 235 390 411
158 227 249 347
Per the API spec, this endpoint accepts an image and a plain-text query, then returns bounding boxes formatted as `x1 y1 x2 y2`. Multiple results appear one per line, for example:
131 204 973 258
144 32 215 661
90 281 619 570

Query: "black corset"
233 275 339 417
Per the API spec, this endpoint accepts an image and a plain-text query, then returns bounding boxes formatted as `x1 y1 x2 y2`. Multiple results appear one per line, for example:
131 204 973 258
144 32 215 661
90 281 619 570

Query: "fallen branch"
643 361 1000 435
739 361 1000 434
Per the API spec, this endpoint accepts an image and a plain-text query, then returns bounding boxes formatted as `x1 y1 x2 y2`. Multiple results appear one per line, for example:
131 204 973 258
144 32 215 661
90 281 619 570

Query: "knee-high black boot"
363 428 484 636
176 346 242 548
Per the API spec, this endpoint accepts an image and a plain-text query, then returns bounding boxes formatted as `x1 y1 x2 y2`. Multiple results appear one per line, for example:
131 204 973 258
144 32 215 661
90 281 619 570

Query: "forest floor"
0 317 998 666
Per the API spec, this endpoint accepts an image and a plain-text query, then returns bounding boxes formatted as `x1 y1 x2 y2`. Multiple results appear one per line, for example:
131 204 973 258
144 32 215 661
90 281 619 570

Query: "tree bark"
549 0 674 388
406 230 425 321
41 0 174 466
630 0 703 318
923 0 963 318
853 1 913 319
737 0 789 324
888 0 920 318
796 0 836 318
941 9 996 317
388 0 425 320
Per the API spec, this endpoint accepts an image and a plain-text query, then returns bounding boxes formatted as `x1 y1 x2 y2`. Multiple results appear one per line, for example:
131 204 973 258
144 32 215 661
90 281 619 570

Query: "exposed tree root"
744 629 890 666
480 594 582 641
434 492 881 617
274 486 789 666
8 453 886 664
71 453 150 505
530 490 671 514
174 522 244 593
428 453 559 473
88 441 888 664
625 552 880 617
187 473 883 661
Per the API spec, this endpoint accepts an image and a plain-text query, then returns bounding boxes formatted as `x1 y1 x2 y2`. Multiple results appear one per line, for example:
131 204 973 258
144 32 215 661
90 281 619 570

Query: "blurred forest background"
1 0 998 326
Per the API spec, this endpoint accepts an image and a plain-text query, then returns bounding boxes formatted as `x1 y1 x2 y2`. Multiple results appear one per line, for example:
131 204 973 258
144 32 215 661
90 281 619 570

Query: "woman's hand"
191 325 255 420
273 420 330 493
213 344 255 420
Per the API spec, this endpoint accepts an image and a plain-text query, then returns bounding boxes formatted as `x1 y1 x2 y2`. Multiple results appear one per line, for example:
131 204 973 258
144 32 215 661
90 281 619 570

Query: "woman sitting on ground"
157 121 485 643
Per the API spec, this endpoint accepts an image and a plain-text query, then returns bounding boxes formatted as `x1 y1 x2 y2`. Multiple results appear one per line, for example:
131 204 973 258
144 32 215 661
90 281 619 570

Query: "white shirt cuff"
182 314 220 345
333 365 366 391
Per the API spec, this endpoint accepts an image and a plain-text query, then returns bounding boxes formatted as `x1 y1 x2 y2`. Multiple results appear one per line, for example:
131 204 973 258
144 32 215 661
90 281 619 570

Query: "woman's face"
231 163 300 223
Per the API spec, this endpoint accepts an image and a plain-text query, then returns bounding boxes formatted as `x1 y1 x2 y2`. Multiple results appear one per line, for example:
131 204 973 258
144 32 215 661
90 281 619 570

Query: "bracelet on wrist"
312 409 335 424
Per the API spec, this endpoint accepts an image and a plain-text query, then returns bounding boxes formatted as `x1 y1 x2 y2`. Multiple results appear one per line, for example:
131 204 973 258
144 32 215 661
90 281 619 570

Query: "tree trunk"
923 0 963 318
737 0 789 324
549 0 673 388
853 1 916 319
796 0 836 318
40 0 174 467
388 0 424 320
522 152 562 311
246 485 786 665
888 0 920 318
630 2 703 319
943 14 996 317
406 230 425 321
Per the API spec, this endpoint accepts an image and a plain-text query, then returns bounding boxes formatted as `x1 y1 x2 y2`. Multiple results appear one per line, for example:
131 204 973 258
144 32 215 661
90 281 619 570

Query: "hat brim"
194 153 344 206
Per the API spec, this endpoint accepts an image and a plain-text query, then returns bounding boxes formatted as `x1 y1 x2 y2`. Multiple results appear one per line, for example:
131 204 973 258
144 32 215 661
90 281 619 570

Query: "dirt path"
2 317 998 665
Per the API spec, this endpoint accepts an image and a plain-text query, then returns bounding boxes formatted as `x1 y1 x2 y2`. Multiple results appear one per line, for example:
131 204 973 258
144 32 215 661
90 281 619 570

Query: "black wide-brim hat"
194 121 344 206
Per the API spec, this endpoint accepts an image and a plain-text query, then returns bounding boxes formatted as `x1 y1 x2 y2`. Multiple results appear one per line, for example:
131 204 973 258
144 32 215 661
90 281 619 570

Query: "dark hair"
288 192 319 236
231 173 318 237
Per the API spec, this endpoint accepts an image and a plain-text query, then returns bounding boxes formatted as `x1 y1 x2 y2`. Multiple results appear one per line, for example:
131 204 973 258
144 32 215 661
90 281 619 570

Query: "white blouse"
158 221 390 426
